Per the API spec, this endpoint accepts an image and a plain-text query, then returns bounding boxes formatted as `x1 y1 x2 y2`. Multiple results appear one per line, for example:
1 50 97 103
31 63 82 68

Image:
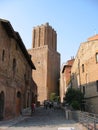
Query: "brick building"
28 23 60 104
0 19 36 120
71 34 98 113
60 58 74 102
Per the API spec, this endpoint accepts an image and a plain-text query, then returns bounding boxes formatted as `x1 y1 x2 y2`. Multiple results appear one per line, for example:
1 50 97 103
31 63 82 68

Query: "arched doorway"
0 91 4 120
16 91 21 116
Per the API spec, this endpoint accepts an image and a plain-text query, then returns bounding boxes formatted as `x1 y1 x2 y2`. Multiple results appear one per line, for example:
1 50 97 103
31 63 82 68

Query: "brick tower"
28 23 60 104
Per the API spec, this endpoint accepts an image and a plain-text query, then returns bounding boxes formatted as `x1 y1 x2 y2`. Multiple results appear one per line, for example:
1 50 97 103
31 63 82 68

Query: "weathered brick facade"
28 23 60 104
0 19 36 120
71 34 98 113
60 58 74 102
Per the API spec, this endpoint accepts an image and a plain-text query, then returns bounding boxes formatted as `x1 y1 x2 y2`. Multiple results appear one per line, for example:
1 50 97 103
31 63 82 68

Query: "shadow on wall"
71 72 98 113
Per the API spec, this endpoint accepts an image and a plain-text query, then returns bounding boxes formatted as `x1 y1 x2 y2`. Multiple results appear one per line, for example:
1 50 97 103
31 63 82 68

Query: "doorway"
0 91 4 120
16 91 21 115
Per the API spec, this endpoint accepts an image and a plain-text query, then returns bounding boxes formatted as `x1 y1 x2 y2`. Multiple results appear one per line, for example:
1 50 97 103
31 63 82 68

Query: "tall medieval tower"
28 23 60 104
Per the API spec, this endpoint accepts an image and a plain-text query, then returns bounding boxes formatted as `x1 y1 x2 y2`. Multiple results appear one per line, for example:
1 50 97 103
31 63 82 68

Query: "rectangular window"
82 64 84 72
16 44 18 50
96 53 98 63
96 80 98 92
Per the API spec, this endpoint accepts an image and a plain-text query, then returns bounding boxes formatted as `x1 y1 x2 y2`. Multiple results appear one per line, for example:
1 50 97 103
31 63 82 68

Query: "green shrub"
64 88 84 110
71 100 80 110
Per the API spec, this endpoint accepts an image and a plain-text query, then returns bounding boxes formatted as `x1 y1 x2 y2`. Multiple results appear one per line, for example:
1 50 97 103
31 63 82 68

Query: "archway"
0 91 4 120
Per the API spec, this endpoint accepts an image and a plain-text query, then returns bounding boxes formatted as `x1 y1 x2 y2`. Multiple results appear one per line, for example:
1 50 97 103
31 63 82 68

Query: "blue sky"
0 0 98 65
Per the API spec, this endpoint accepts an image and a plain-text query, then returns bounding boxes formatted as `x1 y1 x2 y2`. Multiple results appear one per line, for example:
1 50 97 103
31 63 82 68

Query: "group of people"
43 100 59 110
31 100 60 115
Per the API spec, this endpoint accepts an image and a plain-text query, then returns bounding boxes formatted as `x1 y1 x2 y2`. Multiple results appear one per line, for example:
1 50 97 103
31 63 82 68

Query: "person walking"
31 102 35 115
44 100 48 110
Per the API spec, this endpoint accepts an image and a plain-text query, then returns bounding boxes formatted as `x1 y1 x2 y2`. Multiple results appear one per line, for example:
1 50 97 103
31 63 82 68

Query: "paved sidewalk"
0 115 27 129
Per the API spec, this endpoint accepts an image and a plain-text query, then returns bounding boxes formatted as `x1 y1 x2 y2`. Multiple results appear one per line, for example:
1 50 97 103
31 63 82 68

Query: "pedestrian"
53 101 57 110
44 100 48 109
49 101 52 109
31 102 35 115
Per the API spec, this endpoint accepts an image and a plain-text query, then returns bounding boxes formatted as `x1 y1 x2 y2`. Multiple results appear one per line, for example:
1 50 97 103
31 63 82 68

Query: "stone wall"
71 35 98 113
0 19 35 120
29 46 60 103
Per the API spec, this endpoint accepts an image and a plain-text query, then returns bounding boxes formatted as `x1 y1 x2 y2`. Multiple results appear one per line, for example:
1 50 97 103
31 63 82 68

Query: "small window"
96 53 98 63
96 80 98 92
83 86 85 94
82 64 84 72
2 50 5 61
13 58 16 71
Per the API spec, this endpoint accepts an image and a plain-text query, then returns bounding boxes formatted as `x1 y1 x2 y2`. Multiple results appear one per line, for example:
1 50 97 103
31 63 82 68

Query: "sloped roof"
87 34 98 41
0 18 35 69
62 59 74 73
62 64 72 73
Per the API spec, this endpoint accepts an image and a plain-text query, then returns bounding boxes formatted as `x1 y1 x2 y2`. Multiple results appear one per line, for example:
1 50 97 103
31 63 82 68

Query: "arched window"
17 91 21 98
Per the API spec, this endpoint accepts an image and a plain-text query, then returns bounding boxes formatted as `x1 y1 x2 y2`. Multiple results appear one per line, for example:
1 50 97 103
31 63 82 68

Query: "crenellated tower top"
32 23 57 51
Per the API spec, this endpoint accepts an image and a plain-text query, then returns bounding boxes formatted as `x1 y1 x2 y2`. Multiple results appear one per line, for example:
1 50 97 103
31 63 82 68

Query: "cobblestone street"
0 106 87 130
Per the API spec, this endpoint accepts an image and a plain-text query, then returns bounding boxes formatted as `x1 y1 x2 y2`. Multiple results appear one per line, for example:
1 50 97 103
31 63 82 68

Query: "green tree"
64 88 84 110
50 93 60 102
